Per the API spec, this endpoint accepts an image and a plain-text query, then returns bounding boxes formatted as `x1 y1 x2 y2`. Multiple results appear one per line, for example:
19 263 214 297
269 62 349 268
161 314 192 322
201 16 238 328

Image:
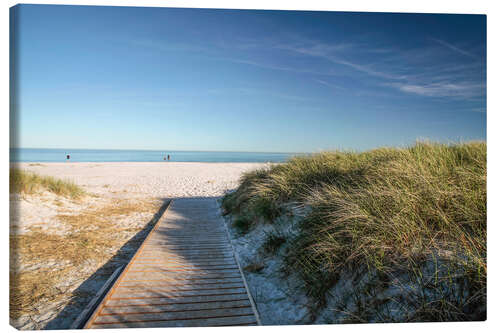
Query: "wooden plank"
100 299 251 315
137 251 234 256
115 282 245 291
104 294 251 307
144 242 230 247
93 306 255 324
118 277 243 286
140 246 232 251
122 272 243 281
127 267 240 273
110 287 247 298
153 233 227 238
141 246 232 251
135 251 234 255
138 251 234 256
109 288 247 299
90 315 258 328
122 273 244 282
155 229 226 234
133 258 236 264
129 264 238 271
151 234 227 237
146 240 228 244
130 257 236 263
129 266 239 272
137 252 234 256
133 259 236 264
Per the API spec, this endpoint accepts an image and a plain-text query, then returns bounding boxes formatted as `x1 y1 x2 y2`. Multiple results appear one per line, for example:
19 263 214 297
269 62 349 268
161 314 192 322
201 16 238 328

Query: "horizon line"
11 147 309 155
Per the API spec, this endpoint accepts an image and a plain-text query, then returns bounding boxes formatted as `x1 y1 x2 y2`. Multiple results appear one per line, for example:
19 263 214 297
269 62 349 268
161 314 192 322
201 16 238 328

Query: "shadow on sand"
44 198 172 329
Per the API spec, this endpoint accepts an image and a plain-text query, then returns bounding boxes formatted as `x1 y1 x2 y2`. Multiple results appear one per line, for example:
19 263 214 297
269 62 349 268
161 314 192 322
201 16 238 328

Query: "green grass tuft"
10 168 85 199
261 231 287 255
231 215 253 235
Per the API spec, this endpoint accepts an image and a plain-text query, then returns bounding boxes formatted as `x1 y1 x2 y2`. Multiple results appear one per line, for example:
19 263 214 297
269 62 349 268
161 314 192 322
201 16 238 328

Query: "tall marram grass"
10 168 85 199
222 141 486 322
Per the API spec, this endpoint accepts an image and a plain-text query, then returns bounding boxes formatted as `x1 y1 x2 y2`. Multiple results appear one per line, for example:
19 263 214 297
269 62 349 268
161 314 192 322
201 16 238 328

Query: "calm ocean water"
10 148 300 163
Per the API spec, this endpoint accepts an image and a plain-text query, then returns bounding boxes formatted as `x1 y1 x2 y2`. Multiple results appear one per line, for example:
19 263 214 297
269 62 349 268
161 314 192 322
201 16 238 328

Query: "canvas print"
9 4 486 330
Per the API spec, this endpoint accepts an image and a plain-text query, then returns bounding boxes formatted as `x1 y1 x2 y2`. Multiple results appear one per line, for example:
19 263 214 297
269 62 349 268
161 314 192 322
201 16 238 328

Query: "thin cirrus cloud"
220 57 346 77
216 38 408 82
314 79 347 91
265 37 482 101
276 42 407 80
271 37 484 100
429 37 478 59
388 82 485 98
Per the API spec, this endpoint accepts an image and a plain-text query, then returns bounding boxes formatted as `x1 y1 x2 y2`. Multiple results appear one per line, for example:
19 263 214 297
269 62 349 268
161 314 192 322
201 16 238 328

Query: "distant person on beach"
66 154 70 160
168 154 170 161
163 156 166 161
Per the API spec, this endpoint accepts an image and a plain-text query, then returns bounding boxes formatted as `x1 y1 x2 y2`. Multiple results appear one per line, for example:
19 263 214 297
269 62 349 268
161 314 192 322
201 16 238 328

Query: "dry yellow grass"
10 267 74 319
10 197 163 319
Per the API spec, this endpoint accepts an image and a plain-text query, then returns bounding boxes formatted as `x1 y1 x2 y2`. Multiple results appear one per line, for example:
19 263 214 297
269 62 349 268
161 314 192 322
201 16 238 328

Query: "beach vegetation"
231 215 253 235
10 168 85 199
261 230 287 255
222 141 486 322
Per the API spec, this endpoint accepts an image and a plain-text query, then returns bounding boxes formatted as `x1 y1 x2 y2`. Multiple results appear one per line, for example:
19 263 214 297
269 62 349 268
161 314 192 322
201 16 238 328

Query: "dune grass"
221 141 486 322
10 168 85 199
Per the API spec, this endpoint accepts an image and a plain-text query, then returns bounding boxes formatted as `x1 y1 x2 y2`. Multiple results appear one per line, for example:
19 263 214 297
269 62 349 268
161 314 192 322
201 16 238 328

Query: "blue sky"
10 5 486 152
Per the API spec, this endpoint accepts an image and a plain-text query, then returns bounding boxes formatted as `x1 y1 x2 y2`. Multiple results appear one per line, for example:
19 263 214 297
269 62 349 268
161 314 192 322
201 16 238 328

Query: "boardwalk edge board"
220 202 263 326
70 264 124 329
82 200 172 329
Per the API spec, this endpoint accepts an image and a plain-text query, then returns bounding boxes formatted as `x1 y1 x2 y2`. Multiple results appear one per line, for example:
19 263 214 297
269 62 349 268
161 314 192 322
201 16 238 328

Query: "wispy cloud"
222 57 339 76
239 36 483 100
429 38 477 59
314 79 346 91
295 40 485 100
224 58 303 72
470 107 486 113
388 81 484 99
278 42 406 80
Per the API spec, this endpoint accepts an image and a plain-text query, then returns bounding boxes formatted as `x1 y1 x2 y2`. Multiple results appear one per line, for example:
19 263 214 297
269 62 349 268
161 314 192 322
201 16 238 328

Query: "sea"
10 148 301 163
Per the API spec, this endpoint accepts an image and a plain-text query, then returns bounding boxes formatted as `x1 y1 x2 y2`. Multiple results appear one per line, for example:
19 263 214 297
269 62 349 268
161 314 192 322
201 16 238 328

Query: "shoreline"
11 161 275 164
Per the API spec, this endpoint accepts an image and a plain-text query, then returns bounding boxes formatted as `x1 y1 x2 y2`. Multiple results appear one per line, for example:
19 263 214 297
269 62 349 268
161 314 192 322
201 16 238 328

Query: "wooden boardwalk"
84 198 260 329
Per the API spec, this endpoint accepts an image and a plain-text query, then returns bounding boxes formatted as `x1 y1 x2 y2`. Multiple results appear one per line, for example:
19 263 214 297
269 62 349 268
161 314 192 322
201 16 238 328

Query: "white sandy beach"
15 162 266 198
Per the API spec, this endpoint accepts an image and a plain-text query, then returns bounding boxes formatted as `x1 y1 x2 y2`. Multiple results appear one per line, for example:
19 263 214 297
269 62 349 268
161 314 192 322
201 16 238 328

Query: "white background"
1 1 498 332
